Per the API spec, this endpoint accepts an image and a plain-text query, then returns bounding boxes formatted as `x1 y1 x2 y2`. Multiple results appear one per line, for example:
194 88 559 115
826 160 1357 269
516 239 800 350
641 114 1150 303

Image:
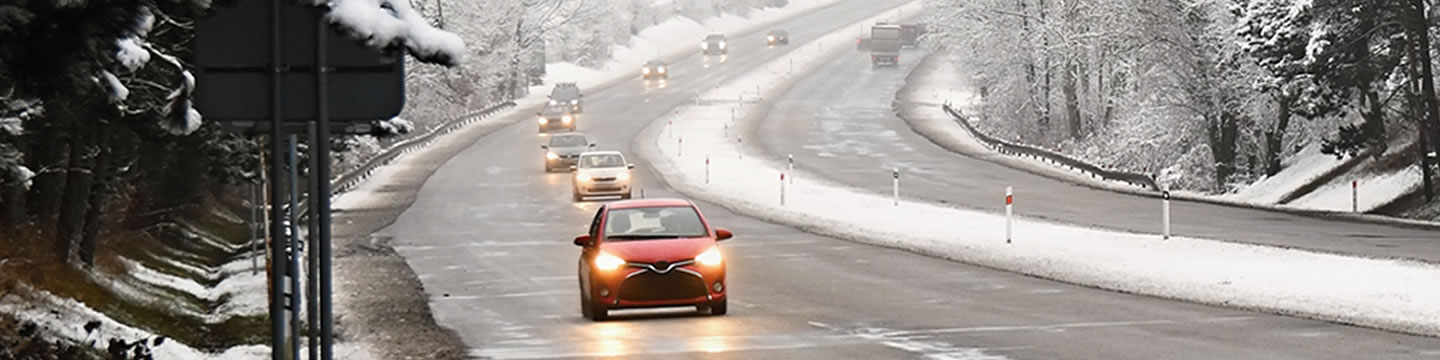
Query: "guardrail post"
1006 186 1013 244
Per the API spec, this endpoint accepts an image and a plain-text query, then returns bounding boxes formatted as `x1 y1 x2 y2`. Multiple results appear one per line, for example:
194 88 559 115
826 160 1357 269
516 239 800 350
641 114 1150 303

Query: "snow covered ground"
912 52 1425 214
636 4 1440 338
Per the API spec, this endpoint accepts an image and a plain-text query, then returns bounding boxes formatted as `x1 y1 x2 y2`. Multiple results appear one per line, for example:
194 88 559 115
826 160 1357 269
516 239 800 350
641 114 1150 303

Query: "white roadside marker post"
678 137 683 158
788 154 795 184
668 120 673 138
1352 180 1358 213
1162 190 1171 240
1006 186 1013 244
780 172 787 206
892 168 901 207
705 156 710 185
738 137 743 160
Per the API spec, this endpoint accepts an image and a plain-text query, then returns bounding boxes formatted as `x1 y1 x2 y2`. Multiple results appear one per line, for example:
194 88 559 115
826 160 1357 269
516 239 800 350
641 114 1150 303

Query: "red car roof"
608 198 694 209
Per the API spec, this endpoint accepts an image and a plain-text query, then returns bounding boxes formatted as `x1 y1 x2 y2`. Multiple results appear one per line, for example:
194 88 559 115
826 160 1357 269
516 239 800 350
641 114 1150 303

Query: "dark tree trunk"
1265 94 1294 176
1362 90 1388 156
1407 0 1440 159
1210 111 1240 186
29 120 67 226
78 127 113 266
1 177 23 238
1064 59 1082 139
55 122 96 263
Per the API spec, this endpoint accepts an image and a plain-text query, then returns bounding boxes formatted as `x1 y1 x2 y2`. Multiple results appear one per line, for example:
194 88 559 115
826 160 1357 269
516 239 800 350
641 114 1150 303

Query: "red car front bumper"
589 262 725 309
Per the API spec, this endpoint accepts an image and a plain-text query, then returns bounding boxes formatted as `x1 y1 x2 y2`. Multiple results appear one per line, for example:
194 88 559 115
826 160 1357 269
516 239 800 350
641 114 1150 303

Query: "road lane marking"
435 289 573 300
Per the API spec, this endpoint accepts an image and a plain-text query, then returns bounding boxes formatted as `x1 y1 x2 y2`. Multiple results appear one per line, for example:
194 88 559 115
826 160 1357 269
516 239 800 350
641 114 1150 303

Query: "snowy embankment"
635 2 1440 337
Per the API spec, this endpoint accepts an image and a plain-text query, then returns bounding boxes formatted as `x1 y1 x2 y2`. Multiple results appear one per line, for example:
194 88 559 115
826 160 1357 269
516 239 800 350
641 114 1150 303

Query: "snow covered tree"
1234 0 1312 175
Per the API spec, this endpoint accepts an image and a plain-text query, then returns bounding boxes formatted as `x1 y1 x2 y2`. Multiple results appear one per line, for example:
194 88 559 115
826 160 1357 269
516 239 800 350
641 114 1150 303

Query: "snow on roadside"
0 286 271 359
638 4 1440 337
1221 144 1342 204
1289 165 1422 212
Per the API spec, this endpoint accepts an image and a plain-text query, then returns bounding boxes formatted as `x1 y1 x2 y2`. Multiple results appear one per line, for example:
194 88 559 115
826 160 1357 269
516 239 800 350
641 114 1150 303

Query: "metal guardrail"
329 101 517 195
941 103 1161 191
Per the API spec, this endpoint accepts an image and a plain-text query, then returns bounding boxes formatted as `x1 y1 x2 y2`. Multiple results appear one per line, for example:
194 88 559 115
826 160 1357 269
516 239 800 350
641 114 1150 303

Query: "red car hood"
600 237 714 263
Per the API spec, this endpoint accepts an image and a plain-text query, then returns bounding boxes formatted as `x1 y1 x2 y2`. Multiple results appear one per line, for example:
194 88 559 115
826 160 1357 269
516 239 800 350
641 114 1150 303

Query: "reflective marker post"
705 156 710 185
1005 186 1013 244
1162 191 1171 240
787 154 795 184
1352 181 1358 213
892 168 900 207
780 172 787 206
678 137 683 158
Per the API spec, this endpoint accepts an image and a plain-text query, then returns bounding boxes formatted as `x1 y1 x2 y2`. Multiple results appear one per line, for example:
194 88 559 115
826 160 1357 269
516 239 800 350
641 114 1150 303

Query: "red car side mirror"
574 234 593 247
714 229 733 241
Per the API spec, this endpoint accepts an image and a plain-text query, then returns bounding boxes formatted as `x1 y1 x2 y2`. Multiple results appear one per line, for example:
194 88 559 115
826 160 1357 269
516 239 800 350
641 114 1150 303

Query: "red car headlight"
696 246 722 266
595 252 625 271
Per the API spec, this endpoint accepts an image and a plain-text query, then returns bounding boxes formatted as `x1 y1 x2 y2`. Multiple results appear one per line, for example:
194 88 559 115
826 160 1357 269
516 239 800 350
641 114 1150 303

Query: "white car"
571 151 635 201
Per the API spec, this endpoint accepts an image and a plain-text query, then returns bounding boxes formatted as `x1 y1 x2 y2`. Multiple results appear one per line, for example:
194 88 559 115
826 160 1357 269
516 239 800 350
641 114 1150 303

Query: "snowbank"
1289 165 1423 212
637 3 1440 337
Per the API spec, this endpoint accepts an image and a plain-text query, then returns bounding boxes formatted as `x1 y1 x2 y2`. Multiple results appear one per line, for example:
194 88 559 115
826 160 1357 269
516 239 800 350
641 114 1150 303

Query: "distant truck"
900 24 923 48
869 24 902 67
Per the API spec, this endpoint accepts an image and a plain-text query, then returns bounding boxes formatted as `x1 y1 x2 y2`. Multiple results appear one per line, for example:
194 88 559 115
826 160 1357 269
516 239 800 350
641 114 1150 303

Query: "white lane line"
436 289 573 301
875 317 1255 337
471 331 868 359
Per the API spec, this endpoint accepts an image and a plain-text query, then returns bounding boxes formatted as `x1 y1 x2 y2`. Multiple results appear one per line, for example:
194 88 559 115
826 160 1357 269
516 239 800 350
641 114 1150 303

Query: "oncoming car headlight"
562 115 573 123
718 41 726 49
570 99 579 105
767 35 775 42
616 172 630 181
643 67 651 74
595 252 625 271
576 173 593 182
537 117 547 124
697 246 722 266
546 152 559 160
658 67 666 73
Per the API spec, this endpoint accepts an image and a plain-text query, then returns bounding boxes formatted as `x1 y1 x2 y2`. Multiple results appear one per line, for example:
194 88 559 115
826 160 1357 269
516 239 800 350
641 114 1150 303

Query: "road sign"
194 0 404 124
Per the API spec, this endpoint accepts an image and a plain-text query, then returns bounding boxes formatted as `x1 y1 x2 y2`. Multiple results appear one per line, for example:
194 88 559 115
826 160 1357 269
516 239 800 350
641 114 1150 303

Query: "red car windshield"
605 206 708 240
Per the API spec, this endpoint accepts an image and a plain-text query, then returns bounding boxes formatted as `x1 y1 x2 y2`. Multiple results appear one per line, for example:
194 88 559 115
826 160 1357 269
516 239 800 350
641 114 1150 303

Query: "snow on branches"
320 0 467 67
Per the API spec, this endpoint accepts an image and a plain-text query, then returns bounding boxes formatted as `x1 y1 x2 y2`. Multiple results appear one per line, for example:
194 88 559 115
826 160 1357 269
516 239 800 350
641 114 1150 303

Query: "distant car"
542 133 595 172
571 151 634 201
642 60 669 80
537 104 577 132
573 198 734 321
549 83 583 113
701 33 727 55
766 30 790 46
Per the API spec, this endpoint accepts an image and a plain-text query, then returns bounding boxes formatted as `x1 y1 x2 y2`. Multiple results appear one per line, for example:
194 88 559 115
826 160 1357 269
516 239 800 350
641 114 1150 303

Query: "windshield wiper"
606 234 687 240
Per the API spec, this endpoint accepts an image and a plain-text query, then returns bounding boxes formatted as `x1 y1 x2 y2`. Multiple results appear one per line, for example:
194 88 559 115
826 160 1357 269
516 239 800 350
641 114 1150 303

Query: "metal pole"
287 135 301 360
306 123 319 360
267 0 287 357
1352 180 1358 213
1162 191 1171 240
316 12 336 360
780 173 786 206
251 181 259 275
1005 186 1013 244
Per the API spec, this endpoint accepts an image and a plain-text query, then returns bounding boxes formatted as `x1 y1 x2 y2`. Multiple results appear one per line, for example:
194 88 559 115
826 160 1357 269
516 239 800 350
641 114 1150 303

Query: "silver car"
571 151 634 201
542 133 596 172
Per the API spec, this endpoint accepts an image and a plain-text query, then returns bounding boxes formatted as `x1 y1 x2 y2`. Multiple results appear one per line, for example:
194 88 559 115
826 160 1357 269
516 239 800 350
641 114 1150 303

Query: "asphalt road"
753 48 1440 263
370 1 1440 358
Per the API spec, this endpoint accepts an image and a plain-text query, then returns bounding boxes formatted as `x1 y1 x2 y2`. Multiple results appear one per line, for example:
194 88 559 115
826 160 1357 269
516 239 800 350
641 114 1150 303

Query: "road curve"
370 3 1440 359
753 49 1440 263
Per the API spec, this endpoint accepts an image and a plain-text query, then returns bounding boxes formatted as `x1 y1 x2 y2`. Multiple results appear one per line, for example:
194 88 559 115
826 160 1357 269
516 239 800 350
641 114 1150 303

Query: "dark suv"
767 30 789 46
549 83 583 113
701 34 728 55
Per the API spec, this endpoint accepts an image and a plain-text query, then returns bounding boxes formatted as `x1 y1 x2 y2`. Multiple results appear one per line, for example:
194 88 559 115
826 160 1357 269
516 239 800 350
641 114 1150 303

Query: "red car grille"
619 271 707 302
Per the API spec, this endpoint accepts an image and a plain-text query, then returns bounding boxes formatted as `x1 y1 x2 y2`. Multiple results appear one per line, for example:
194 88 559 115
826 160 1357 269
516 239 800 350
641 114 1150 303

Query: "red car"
573 199 733 321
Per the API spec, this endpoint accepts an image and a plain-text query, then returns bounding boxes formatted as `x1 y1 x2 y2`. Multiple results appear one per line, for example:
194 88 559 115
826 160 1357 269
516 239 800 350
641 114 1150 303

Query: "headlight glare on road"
595 252 625 271
537 117 547 124
546 152 559 160
697 246 722 266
